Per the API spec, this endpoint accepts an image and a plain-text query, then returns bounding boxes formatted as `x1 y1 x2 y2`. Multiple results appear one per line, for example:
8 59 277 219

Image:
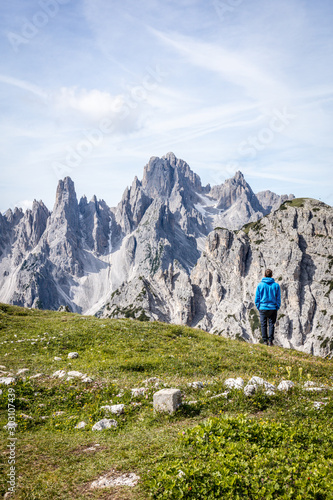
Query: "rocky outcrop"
190 198 333 357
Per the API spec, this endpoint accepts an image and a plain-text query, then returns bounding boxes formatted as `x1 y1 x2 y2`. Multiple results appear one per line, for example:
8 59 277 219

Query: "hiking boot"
269 340 273 346
263 340 268 345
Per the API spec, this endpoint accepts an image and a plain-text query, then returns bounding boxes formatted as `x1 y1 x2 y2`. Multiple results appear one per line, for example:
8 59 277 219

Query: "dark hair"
265 269 273 277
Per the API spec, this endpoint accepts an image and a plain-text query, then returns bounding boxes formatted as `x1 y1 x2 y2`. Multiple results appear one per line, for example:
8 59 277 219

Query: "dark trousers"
259 310 277 341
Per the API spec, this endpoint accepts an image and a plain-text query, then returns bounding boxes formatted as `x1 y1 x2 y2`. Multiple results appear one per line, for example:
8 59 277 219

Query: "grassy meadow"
0 304 332 499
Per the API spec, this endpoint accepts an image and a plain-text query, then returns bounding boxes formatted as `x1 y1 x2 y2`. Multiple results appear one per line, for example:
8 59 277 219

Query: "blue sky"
0 0 332 212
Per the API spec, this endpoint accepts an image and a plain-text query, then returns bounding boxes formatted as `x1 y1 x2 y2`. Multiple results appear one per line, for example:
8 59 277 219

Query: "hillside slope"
0 305 332 499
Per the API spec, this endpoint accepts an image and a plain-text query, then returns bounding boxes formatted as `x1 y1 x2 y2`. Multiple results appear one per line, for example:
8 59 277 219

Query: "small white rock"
30 373 43 379
92 418 117 431
52 370 66 379
53 411 65 417
248 376 276 391
131 387 146 397
68 352 79 359
82 376 93 383
143 377 162 387
304 381 317 387
67 371 84 378
224 377 244 389
100 404 124 416
313 401 327 410
17 368 29 375
244 384 256 396
277 380 295 391
54 357 62 361
75 421 87 429
210 392 229 399
188 381 204 389
0 377 16 385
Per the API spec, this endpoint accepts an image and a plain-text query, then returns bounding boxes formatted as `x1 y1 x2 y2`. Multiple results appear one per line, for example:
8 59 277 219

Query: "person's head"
265 269 273 278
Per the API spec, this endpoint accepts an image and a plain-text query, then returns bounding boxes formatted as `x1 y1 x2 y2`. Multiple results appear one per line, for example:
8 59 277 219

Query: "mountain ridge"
3 154 331 356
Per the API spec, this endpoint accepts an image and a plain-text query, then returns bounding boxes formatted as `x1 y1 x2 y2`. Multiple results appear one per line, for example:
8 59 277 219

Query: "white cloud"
54 87 122 121
16 200 33 211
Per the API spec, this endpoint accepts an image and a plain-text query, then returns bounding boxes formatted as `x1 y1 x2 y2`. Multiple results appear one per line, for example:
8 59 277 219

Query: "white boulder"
224 377 244 389
131 388 146 397
153 388 182 414
244 384 256 396
244 376 276 395
0 377 15 385
277 380 295 391
210 392 229 399
68 352 79 359
52 370 66 379
188 381 204 389
67 371 84 378
17 368 29 375
92 418 117 431
100 404 124 416
75 421 87 429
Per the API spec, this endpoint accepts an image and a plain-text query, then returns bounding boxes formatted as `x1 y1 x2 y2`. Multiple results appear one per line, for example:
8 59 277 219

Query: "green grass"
279 198 308 210
242 220 264 234
0 304 333 499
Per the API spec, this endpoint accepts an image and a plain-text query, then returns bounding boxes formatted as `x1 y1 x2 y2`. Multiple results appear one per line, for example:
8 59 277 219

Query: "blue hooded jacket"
255 277 281 311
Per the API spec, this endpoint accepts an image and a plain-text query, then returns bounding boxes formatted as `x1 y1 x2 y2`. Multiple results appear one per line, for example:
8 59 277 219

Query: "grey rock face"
190 199 333 356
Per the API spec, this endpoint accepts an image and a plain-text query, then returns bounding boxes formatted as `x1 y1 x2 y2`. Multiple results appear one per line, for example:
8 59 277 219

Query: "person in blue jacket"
255 269 281 346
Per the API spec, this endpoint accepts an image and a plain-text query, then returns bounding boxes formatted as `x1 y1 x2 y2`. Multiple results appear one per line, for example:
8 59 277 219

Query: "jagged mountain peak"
31 199 47 211
232 170 246 183
142 153 202 198
54 176 77 211
4 207 23 225
209 169 257 213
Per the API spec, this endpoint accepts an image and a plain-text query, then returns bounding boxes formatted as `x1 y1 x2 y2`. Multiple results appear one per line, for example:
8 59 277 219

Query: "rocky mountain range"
1 153 332 356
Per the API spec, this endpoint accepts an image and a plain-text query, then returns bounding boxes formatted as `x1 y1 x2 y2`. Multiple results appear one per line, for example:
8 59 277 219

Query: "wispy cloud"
0 74 48 99
150 29 290 102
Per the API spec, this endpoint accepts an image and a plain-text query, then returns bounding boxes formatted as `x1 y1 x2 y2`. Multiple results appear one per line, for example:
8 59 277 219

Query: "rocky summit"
1 153 332 356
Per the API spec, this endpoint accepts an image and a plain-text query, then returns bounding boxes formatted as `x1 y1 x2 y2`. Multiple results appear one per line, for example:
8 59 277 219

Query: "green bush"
147 414 333 499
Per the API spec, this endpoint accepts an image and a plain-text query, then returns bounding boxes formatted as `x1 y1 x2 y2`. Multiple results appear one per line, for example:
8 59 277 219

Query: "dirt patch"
72 443 108 455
